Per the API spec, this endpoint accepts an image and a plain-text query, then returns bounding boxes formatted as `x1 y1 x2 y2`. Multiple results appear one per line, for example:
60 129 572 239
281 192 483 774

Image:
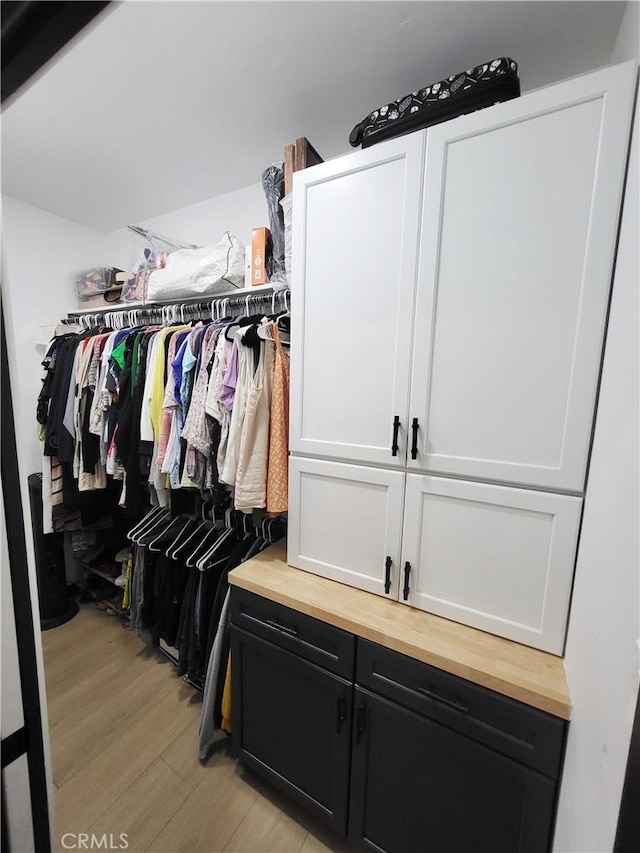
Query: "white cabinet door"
288 457 405 598
409 61 636 491
290 133 424 466
401 475 582 653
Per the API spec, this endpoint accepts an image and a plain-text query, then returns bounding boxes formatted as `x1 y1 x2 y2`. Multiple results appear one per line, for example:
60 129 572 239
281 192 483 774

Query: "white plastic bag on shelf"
146 232 245 302
280 193 293 285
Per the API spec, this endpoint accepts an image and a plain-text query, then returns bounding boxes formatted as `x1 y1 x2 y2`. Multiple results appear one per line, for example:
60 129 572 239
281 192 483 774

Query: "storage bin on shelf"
74 266 124 297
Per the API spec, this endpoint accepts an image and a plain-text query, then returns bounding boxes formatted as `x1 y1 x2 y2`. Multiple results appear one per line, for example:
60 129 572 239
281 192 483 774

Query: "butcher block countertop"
228 541 571 720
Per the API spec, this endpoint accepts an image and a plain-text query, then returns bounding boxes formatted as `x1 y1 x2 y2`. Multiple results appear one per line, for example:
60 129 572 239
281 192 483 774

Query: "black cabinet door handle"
266 619 298 638
403 561 411 601
336 695 346 733
384 556 392 595
417 686 469 715
391 415 401 456
355 704 366 744
411 417 419 460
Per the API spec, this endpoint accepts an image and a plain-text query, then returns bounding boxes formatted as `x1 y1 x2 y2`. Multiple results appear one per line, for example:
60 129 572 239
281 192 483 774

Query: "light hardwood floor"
42 604 352 853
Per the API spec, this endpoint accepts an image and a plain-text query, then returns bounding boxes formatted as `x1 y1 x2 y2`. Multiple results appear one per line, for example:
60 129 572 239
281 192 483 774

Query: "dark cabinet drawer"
230 589 355 679
357 639 566 779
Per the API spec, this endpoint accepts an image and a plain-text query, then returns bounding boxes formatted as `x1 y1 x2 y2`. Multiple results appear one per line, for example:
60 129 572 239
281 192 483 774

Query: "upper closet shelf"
65 282 288 318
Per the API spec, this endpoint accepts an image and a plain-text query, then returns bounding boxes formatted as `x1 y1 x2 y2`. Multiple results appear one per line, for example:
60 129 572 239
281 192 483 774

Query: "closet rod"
62 286 290 330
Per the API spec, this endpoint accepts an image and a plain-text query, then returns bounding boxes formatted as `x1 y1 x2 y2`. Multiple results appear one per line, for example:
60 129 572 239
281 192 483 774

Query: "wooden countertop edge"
229 548 572 721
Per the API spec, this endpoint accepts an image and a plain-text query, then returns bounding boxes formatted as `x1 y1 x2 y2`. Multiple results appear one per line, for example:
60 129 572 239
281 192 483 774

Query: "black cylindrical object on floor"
27 473 78 630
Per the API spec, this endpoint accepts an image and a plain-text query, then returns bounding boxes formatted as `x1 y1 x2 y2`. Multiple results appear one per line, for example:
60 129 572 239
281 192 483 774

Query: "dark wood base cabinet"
351 687 556 853
231 589 567 853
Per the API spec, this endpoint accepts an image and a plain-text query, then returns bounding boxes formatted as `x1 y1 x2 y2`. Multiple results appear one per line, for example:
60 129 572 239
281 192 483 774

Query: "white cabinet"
410 62 637 491
288 61 636 654
401 476 582 653
290 133 424 466
288 457 404 598
288 459 582 653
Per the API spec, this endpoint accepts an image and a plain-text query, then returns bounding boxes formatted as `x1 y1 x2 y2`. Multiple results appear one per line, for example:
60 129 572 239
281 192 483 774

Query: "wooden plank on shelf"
284 137 324 197
295 136 323 171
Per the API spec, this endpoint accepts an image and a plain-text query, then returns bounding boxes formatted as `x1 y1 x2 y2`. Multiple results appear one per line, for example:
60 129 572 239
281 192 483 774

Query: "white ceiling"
1 1 626 233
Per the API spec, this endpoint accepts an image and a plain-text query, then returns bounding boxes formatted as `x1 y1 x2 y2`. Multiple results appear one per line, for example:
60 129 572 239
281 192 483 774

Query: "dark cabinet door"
349 687 557 853
231 626 353 835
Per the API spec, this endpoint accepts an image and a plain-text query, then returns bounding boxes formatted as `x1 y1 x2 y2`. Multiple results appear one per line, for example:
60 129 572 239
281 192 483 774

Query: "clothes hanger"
148 515 193 552
185 523 225 568
224 296 258 340
198 551 231 573
276 315 290 345
196 526 236 571
190 526 229 569
135 511 177 546
134 514 181 546
130 508 172 544
168 518 211 561
243 528 268 562
256 313 289 342
126 505 166 540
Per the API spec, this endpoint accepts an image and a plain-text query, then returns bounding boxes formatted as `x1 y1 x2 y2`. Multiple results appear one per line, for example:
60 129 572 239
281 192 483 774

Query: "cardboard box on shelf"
251 227 272 286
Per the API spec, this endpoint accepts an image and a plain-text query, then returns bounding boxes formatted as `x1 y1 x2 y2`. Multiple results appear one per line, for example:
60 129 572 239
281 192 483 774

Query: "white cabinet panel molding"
401 475 583 653
410 61 637 492
290 133 425 466
288 457 405 598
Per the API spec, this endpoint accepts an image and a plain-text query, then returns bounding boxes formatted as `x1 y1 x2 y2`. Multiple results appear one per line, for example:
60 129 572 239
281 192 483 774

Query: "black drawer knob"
336 695 346 733
355 704 367 744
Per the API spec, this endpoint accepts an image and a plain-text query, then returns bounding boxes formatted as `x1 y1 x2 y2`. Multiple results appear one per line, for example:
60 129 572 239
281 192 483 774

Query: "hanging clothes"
266 322 290 514
235 333 274 511
38 297 292 769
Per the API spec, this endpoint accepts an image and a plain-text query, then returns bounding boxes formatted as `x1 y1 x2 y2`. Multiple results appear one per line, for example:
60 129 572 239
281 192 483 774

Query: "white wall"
2 180 268 471
610 1 639 65
2 195 106 475
553 14 639 851
553 78 639 852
